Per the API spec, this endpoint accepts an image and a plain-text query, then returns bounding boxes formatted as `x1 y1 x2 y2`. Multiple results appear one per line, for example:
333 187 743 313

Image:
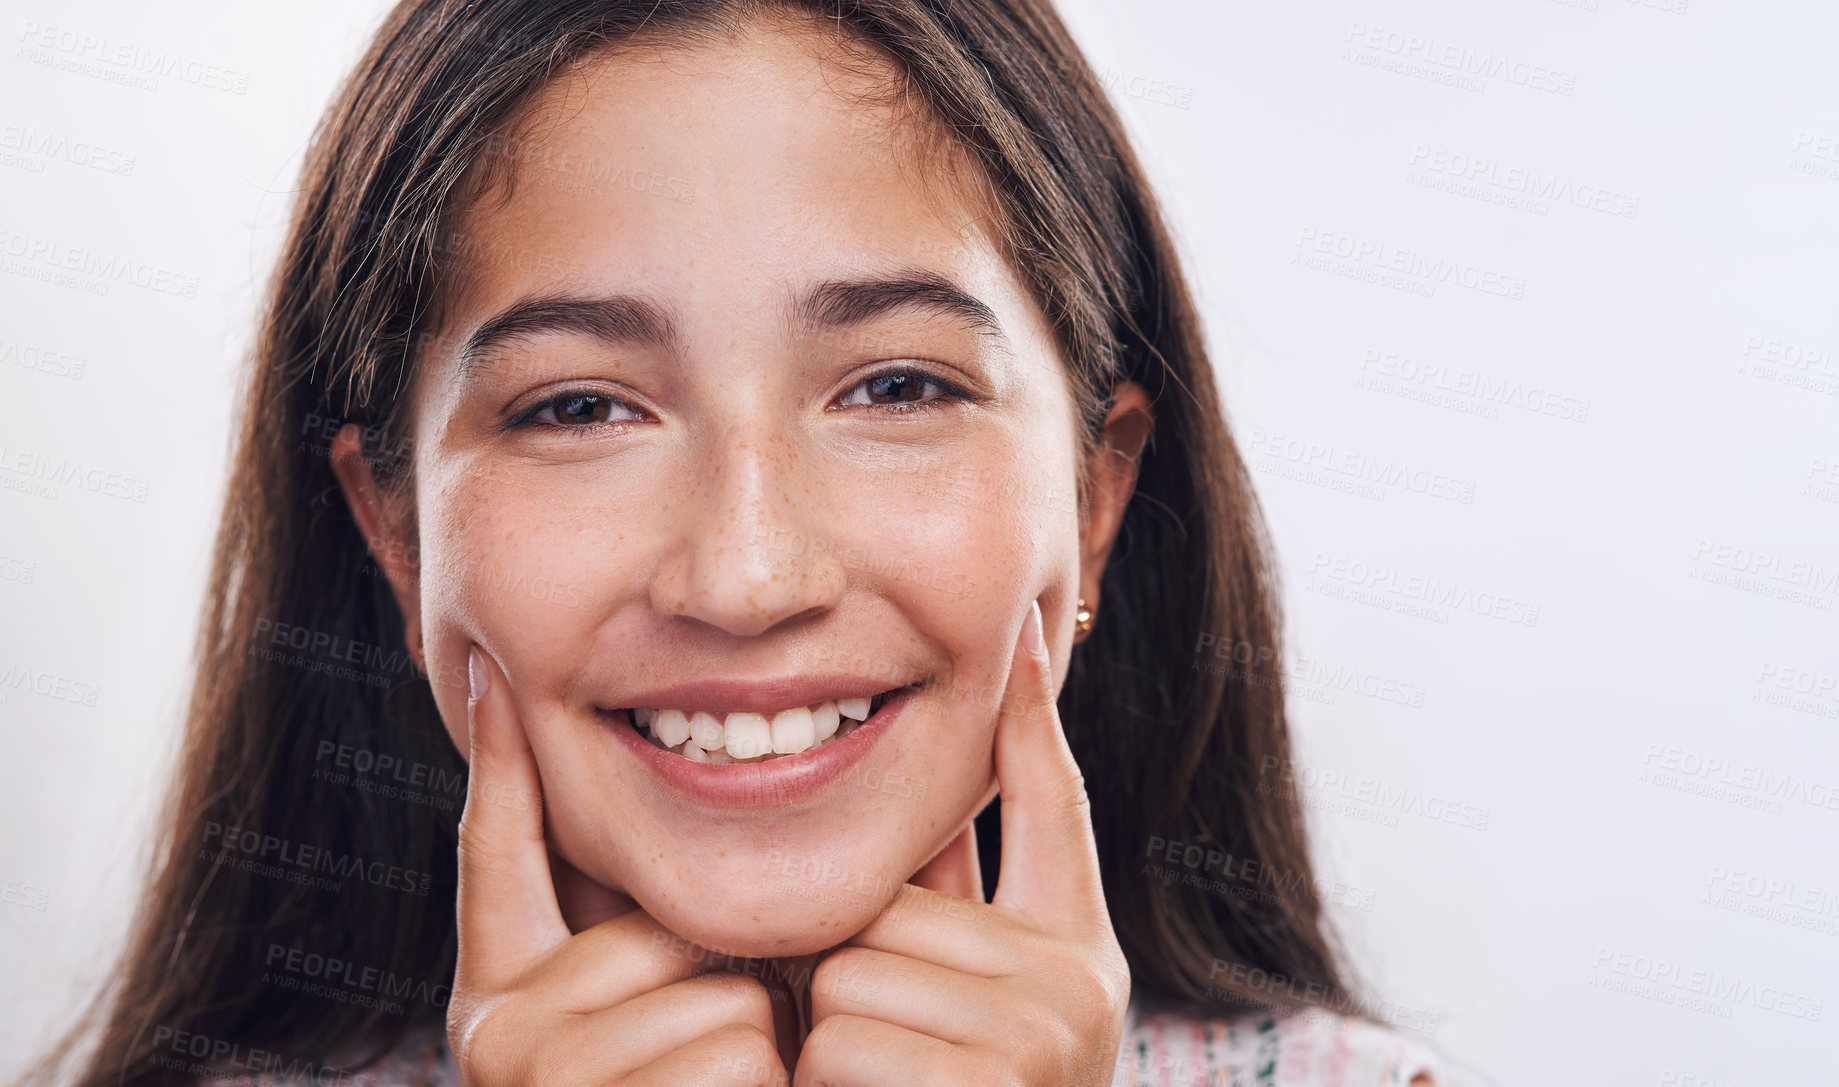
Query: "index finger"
455 644 570 988
990 599 1109 933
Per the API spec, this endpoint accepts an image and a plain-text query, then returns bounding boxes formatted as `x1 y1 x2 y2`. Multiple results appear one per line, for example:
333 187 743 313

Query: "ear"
1076 381 1153 639
329 423 424 672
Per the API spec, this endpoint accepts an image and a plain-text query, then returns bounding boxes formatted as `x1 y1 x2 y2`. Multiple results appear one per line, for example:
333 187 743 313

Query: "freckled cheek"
416 484 614 684
882 494 1041 779
880 472 1040 601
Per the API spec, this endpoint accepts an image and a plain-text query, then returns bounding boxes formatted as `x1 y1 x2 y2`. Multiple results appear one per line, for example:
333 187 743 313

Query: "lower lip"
598 686 919 809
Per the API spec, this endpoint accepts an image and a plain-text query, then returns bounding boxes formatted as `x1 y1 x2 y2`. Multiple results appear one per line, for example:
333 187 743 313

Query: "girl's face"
340 15 1147 956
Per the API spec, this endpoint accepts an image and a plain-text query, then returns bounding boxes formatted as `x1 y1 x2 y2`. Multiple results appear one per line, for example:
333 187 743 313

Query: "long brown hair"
34 1 1350 1081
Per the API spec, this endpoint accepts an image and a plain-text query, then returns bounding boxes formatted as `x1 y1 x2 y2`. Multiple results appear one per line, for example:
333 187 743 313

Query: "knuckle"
704 969 776 1021
1063 954 1124 1029
522 1043 579 1087
957 1051 1024 1087
1096 944 1132 1016
810 949 881 1014
886 884 938 928
799 1011 854 1055
447 996 524 1084
989 990 1078 1084
812 946 869 985
703 1023 782 1085
455 813 498 864
455 816 538 880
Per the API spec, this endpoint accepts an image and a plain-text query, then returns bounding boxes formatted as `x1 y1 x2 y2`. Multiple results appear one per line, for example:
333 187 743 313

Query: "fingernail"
1022 600 1046 656
468 646 489 700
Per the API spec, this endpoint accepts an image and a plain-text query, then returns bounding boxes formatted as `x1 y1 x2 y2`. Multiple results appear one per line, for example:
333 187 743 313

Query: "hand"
447 646 790 1086
796 600 1132 1086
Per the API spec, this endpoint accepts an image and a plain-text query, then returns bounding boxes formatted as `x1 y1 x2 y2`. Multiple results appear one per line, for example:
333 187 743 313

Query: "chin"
613 848 908 958
651 880 894 958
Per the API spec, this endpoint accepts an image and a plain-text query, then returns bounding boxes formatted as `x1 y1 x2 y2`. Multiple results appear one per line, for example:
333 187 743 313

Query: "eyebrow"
457 295 677 378
794 270 1005 341
455 270 1006 376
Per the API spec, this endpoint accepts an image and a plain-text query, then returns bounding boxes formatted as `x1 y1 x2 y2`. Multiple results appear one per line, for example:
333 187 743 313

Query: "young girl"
33 1 1440 1083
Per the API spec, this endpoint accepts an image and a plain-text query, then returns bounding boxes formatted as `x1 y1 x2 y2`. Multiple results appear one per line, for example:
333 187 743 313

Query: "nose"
649 425 846 637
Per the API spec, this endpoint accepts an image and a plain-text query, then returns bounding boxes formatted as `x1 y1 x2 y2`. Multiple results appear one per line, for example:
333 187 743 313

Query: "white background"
2 1 1835 1084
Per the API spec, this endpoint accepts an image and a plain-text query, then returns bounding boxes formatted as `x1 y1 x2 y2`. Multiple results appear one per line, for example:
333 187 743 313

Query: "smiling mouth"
615 688 908 764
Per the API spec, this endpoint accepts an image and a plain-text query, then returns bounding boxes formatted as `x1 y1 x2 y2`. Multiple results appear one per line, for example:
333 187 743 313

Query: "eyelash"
509 365 974 434
508 391 645 435
832 365 974 416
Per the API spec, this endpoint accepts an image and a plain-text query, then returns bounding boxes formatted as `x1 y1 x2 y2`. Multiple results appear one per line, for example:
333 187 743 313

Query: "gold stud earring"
1074 597 1094 637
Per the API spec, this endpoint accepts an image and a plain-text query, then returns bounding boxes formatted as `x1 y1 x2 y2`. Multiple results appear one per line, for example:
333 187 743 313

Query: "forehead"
437 12 1011 327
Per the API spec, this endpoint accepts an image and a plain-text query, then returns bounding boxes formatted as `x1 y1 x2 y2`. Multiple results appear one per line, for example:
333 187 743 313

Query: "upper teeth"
632 697 878 763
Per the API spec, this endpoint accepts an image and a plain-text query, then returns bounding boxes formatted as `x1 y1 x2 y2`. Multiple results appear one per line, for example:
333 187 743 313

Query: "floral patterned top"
1113 1001 1441 1086
199 998 1439 1086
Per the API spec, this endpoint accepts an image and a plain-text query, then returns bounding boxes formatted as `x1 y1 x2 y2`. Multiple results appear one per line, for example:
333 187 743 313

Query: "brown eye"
525 391 643 429
554 394 612 424
866 372 924 403
836 367 967 413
